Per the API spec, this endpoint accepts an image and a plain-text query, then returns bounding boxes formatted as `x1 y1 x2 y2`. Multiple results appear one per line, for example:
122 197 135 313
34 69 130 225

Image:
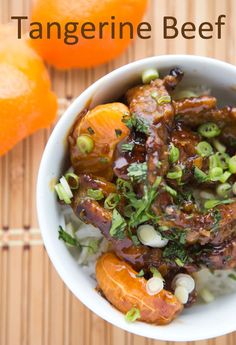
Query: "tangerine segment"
69 103 130 180
96 253 183 325
30 0 148 69
0 25 57 156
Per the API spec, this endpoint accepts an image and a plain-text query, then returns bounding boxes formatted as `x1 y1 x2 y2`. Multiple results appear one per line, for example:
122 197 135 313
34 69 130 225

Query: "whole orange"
0 25 57 156
30 0 148 69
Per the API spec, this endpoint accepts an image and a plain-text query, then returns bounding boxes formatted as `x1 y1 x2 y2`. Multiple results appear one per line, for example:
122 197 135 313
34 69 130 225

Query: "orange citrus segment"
69 102 130 180
0 24 57 156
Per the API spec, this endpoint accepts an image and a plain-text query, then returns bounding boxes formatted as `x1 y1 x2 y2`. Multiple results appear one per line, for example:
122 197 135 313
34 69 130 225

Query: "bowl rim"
37 54 236 342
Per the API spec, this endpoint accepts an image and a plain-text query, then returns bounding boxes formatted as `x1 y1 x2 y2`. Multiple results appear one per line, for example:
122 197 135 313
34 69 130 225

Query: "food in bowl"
54 67 236 325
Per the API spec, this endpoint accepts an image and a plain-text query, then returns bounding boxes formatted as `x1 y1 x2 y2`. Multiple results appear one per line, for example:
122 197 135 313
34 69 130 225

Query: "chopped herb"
163 242 188 265
228 273 236 281
115 129 122 137
131 235 141 246
125 307 141 323
123 114 149 134
87 127 95 135
110 209 127 239
58 226 95 252
87 188 104 200
169 143 180 163
167 166 182 180
211 209 222 232
136 269 145 277
116 178 133 193
88 239 100 254
121 143 134 152
127 162 148 182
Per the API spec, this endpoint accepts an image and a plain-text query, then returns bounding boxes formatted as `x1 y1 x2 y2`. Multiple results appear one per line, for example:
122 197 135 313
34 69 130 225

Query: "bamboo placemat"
1 0 236 344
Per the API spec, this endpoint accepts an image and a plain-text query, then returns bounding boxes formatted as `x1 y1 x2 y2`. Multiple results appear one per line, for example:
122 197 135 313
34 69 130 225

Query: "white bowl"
37 55 236 342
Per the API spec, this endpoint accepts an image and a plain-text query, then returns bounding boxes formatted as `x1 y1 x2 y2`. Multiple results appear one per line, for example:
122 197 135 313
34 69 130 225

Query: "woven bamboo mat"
1 0 236 344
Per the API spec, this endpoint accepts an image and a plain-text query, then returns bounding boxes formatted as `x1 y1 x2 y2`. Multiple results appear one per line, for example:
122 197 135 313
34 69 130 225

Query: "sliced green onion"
228 155 236 173
65 172 79 189
217 152 230 170
59 176 73 198
164 185 177 197
169 143 179 163
209 154 221 170
218 171 231 183
204 198 234 210
104 193 120 209
167 166 182 180
196 141 213 157
194 167 209 183
146 277 164 295
216 183 232 198
125 307 141 323
142 68 159 84
209 167 223 181
87 188 104 200
116 178 133 194
136 269 145 278
198 122 221 138
157 95 171 105
77 135 94 154
55 183 71 204
175 258 185 267
150 267 163 279
212 139 226 153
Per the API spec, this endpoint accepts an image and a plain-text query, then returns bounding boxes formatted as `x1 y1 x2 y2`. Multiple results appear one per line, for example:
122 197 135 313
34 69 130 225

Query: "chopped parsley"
121 143 134 152
109 209 127 239
127 162 147 182
87 127 95 135
115 129 122 137
58 226 98 253
87 188 104 200
163 241 188 266
123 114 149 134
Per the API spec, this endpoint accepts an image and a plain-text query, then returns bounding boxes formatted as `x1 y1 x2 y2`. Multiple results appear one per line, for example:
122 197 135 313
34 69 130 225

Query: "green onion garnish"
142 68 159 84
77 135 94 154
109 209 127 239
212 139 226 153
55 183 72 204
194 167 209 183
175 258 185 267
169 143 179 163
150 267 162 278
157 95 171 105
218 171 231 183
125 307 141 323
116 178 133 193
104 193 120 210
87 188 104 200
167 166 182 180
198 122 221 138
164 185 177 197
65 172 79 189
196 141 213 157
204 198 234 210
228 155 236 173
209 167 223 181
216 183 232 198
136 269 145 278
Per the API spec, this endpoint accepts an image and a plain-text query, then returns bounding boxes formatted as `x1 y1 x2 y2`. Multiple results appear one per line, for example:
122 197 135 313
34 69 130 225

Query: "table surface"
1 0 236 344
